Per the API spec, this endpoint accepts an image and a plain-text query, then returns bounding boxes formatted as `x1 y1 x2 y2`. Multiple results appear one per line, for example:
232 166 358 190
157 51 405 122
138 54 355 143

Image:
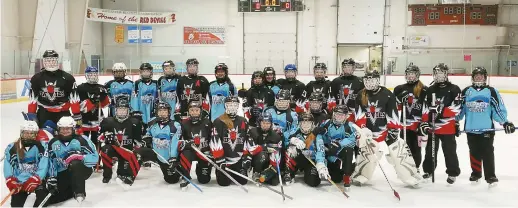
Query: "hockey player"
27 50 82 128
157 60 180 120
330 58 364 118
353 70 421 187
133 102 184 187
419 63 462 184
248 112 282 185
307 92 330 125
3 121 49 207
393 64 427 171
104 62 134 117
263 66 281 95
77 66 110 146
176 58 210 120
277 64 305 110
177 100 214 188
304 63 331 100
264 90 299 142
314 106 358 190
244 71 275 127
457 66 515 186
209 63 237 121
131 63 158 126
97 96 142 185
210 96 260 186
284 113 326 187
44 116 98 205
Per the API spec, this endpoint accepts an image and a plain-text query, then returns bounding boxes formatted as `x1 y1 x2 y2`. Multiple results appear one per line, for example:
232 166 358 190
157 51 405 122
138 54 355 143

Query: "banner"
1 80 17 100
86 7 176 25
128 26 139 43
141 26 153 43
115 25 124 43
184 26 226 45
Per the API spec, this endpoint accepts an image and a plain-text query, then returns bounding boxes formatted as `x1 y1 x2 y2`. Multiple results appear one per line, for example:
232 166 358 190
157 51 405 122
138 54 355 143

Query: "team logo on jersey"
212 93 225 105
406 93 422 113
181 84 202 101
466 96 489 113
19 163 37 174
115 128 131 145
192 130 207 148
41 81 64 101
224 127 243 152
254 98 265 109
366 100 386 124
340 84 356 104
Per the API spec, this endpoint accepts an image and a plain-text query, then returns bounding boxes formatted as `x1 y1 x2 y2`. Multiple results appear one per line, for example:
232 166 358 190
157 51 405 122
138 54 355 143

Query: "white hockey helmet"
112 62 127 79
57 116 76 128
21 120 39 132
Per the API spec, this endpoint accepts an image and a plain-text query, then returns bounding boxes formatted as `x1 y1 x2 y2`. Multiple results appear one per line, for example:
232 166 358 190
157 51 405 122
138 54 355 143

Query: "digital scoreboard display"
238 0 304 12
408 4 498 26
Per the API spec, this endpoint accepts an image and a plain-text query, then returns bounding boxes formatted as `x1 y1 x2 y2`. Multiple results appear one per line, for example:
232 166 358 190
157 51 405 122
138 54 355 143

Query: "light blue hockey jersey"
131 80 158 124
289 131 325 164
3 142 49 183
47 136 98 176
158 76 179 120
209 81 237 121
145 120 182 163
457 86 508 134
317 120 357 163
264 107 298 146
104 79 134 116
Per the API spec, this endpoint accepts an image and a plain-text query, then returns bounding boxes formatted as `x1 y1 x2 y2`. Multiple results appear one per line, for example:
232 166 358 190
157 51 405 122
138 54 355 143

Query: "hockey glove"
315 162 329 180
418 122 431 136
46 177 58 195
326 141 341 156
168 157 179 170
312 126 327 135
238 89 248 98
503 122 515 134
22 175 41 193
455 121 461 137
290 137 306 150
242 155 252 171
103 132 116 145
396 90 410 104
65 151 85 166
142 136 153 148
386 129 400 146
6 177 21 194
131 111 143 121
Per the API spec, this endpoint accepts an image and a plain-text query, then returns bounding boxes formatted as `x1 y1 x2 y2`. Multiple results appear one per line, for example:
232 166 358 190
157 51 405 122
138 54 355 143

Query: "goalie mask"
308 92 324 113
163 60 176 76
186 58 199 76
471 67 487 87
139 63 153 81
299 113 315 135
42 50 59 71
284 64 297 81
405 64 420 84
112 62 127 80
20 120 39 145
188 100 203 123
363 70 381 91
313 63 327 82
275 90 291 111
341 58 356 76
114 96 130 122
85 66 99 84
332 105 349 126
433 63 449 84
156 101 172 123
258 112 273 132
224 96 240 118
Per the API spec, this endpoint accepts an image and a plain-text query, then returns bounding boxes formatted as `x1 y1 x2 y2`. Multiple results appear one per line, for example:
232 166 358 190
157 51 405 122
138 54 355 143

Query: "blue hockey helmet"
284 64 297 71
85 66 99 84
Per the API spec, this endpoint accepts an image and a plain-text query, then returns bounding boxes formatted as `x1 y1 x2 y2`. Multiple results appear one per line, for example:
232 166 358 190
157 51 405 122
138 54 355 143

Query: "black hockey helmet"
257 112 273 131
186 58 199 65
314 63 327 71
263 67 276 83
299 112 315 134
363 70 381 91
224 96 239 103
43 50 59 58
332 105 349 125
432 63 449 83
140 63 153 71
215 63 229 82
341 58 356 67
162 60 175 68
224 96 240 118
471 66 488 87
341 58 356 76
139 63 153 80
251 71 264 87
188 100 203 122
188 100 203 109
115 96 130 108
155 101 171 122
333 105 349 114
405 64 420 84
114 96 130 122
308 91 324 113
299 112 314 122
276 89 291 100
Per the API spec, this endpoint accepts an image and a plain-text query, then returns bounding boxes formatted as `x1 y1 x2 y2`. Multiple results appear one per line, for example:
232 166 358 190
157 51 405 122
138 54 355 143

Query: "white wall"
1 0 19 75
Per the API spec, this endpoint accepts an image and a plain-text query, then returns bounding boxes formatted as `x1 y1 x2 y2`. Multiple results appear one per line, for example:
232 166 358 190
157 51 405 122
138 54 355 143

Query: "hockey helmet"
112 62 127 80
275 90 291 111
186 58 199 76
308 92 324 113
139 63 153 80
215 63 229 82
85 66 99 84
224 96 240 118
263 67 276 83
299 113 314 135
332 105 349 125
114 96 131 122
162 60 175 76
284 64 297 81
252 71 264 87
405 64 420 84
471 66 487 87
188 100 203 122
156 101 172 122
341 58 356 76
363 70 381 91
20 120 39 145
43 50 59 71
257 112 273 131
433 63 449 84
56 116 76 140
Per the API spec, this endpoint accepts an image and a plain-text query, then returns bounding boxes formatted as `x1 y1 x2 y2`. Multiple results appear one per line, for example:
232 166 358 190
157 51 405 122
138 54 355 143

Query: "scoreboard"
238 0 304 12
408 4 498 26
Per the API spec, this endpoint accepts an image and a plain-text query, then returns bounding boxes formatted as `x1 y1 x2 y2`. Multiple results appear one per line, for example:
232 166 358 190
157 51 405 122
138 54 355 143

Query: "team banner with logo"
86 7 177 25
183 26 226 45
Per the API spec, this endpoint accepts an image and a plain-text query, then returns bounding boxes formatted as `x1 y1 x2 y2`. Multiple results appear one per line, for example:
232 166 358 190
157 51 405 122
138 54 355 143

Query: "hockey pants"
216 160 248 186
40 160 93 207
467 133 496 180
327 147 355 184
36 108 70 128
178 149 213 184
423 134 460 176
101 144 140 180
285 149 323 187
402 130 422 169
10 186 47 207
133 147 181 184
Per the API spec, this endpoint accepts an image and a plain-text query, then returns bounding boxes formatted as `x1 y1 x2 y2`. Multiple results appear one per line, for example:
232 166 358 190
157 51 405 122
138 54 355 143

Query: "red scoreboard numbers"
409 4 498 26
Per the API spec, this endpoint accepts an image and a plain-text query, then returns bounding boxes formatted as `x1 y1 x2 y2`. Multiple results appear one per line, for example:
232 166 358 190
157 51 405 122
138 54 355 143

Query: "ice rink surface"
1 95 518 207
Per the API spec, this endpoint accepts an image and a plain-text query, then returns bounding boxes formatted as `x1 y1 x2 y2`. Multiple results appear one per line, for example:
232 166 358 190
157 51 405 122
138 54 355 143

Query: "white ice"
1 96 518 207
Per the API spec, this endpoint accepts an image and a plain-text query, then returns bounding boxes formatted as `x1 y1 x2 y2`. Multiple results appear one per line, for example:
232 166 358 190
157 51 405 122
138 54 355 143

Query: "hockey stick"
225 168 294 200
151 149 203 193
275 153 286 201
403 99 407 142
191 145 249 193
431 93 437 183
0 189 16 206
95 102 103 173
461 128 505 133
365 140 401 201
37 193 52 208
303 154 349 199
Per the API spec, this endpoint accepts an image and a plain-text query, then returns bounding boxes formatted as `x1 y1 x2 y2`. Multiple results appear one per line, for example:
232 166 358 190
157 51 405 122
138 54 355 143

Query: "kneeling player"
44 116 98 205
4 121 49 207
133 102 185 188
98 97 142 185
248 112 282 185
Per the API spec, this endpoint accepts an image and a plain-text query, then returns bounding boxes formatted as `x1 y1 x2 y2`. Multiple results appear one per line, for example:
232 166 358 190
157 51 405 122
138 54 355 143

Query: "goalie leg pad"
386 138 423 186
352 142 381 184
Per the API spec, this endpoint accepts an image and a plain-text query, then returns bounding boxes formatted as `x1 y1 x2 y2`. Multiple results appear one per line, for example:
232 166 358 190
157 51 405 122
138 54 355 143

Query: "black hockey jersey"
304 79 331 100
244 86 275 125
98 117 143 150
421 82 462 135
330 75 364 110
28 70 80 116
248 127 282 148
393 82 427 131
77 83 110 131
180 118 212 156
277 79 306 102
176 75 210 116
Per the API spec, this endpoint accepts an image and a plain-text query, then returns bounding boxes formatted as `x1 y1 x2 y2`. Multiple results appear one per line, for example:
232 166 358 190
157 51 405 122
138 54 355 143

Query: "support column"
67 0 89 73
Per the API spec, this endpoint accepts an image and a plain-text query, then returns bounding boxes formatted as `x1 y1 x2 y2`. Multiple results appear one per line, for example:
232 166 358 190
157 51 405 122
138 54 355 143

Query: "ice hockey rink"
1 94 518 207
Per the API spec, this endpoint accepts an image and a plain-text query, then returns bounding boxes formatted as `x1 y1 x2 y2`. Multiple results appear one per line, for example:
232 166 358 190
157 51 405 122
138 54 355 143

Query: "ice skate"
116 175 134 190
469 175 481 185
343 175 351 192
446 176 456 184
487 177 498 188
180 178 189 191
283 172 294 185
102 177 111 184
74 193 85 206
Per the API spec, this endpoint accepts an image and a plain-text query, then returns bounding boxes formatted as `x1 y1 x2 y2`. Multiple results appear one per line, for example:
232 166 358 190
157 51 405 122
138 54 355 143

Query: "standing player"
131 63 158 126
330 58 364 117
244 71 275 127
26 50 82 127
209 63 237 121
277 64 305 110
177 58 210 120
157 60 180 120
77 66 110 146
3 121 49 207
104 63 134 117
263 67 281 95
44 116 98 205
457 66 515 186
419 63 462 184
393 64 427 172
97 96 142 185
305 63 331 100
353 70 421 187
